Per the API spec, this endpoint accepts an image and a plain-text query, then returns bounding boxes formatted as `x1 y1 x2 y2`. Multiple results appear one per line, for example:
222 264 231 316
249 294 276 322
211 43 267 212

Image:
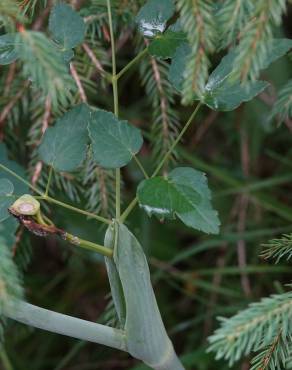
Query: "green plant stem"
120 103 202 223
42 196 112 225
0 163 111 225
0 163 42 195
6 300 127 352
116 48 148 80
0 350 13 370
65 232 113 257
44 165 53 197
152 102 202 177
133 155 149 179
120 197 138 223
35 210 47 226
106 0 121 219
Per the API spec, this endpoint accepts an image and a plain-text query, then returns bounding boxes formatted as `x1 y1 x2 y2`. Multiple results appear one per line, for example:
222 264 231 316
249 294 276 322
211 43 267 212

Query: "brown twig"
31 96 52 186
236 124 252 297
70 62 88 103
82 43 105 74
4 62 16 96
189 110 219 147
258 330 282 370
12 227 24 257
237 194 251 297
32 0 54 31
259 90 292 131
0 81 30 139
31 161 43 187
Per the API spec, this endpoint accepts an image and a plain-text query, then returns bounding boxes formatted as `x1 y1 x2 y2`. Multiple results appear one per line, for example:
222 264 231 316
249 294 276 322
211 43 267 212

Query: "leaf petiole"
119 102 203 223
0 163 43 196
115 48 149 81
0 163 112 225
133 155 149 179
44 165 53 198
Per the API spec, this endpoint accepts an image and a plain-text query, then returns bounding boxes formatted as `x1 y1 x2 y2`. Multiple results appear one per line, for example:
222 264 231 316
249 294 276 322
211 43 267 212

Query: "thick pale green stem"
6 300 127 352
65 232 113 258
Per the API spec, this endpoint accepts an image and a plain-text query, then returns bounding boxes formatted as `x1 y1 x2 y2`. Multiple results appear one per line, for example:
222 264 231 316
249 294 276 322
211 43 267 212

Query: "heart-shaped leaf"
39 104 90 172
0 34 20 65
137 167 220 234
0 179 14 222
88 109 143 169
136 0 175 37
49 3 85 49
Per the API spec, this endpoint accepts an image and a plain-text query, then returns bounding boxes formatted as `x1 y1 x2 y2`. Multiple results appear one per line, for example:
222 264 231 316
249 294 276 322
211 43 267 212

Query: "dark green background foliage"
1 0 292 369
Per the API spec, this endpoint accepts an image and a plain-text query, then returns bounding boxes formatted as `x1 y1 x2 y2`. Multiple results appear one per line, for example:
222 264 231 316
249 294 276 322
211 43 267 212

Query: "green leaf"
0 34 19 65
203 51 269 111
49 3 85 49
137 167 220 234
136 0 175 37
0 238 24 311
0 179 14 196
38 104 90 172
169 38 292 111
148 30 187 59
260 38 292 70
0 143 28 195
104 224 126 327
0 179 14 222
105 222 182 368
15 31 75 109
168 43 192 92
0 143 28 245
0 218 18 247
169 46 267 110
88 109 143 169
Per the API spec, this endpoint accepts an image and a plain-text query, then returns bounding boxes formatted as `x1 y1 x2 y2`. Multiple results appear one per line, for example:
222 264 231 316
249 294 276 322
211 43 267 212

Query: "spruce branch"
176 0 216 102
0 0 25 29
208 290 292 366
269 79 292 125
232 0 287 82
217 0 253 49
70 62 88 103
140 52 180 171
16 30 75 109
83 159 116 218
261 233 292 263
250 330 290 370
